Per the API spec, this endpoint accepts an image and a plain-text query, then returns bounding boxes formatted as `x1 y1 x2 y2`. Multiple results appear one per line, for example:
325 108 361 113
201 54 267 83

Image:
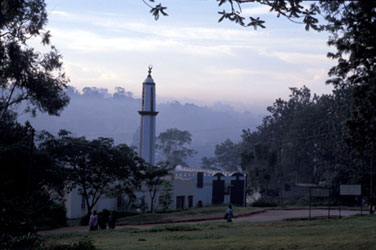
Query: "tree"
39 130 145 216
158 179 174 211
201 139 241 172
0 118 69 249
110 144 145 210
156 128 196 167
322 1 376 212
239 86 353 201
201 156 220 171
0 0 69 118
143 163 169 213
143 0 321 30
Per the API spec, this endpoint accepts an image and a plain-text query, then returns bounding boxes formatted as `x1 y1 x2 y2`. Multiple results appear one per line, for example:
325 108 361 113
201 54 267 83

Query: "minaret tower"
139 65 158 165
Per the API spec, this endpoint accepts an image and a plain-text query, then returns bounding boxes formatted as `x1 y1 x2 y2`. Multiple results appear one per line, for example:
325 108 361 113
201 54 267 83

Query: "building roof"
174 165 241 176
143 75 155 84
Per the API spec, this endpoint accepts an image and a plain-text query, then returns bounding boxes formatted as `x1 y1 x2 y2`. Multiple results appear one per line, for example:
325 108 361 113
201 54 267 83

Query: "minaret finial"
148 65 153 76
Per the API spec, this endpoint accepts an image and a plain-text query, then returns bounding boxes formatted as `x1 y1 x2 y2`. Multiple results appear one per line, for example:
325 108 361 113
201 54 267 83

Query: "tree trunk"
150 190 157 213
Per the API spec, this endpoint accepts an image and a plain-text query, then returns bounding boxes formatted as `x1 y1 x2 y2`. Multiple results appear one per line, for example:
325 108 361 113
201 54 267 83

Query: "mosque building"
64 67 246 218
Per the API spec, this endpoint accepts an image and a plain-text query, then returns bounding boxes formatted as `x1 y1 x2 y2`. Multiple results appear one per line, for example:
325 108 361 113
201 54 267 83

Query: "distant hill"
18 86 263 167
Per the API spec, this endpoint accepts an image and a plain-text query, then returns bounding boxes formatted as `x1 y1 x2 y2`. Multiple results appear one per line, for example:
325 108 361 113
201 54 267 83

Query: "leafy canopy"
0 0 69 118
39 130 145 215
156 128 196 167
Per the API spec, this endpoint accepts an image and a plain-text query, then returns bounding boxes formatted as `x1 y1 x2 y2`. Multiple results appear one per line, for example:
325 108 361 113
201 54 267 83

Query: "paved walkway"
39 209 366 235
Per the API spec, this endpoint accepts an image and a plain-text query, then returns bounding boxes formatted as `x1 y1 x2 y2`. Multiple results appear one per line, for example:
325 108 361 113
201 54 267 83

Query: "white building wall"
65 188 118 219
194 174 213 207
65 188 86 219
172 176 195 209
65 168 246 218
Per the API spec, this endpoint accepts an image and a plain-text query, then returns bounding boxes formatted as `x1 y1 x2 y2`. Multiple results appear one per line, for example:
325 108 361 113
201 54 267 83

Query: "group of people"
89 210 116 231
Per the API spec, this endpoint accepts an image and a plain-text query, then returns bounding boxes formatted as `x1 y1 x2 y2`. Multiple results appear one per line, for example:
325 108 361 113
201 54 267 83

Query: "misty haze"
18 86 262 166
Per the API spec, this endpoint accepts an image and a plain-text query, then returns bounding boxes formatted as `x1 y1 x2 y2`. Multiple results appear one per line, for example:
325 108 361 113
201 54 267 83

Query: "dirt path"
39 209 366 235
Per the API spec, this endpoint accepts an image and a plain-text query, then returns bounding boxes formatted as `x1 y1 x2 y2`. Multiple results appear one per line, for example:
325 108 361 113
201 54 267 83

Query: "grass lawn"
44 214 376 250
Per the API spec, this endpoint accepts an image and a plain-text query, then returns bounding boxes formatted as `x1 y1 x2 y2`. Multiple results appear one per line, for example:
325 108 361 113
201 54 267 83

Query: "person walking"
225 204 234 222
89 210 98 231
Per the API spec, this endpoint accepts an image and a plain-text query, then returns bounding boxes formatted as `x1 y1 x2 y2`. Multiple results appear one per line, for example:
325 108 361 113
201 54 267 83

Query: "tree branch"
1 83 18 118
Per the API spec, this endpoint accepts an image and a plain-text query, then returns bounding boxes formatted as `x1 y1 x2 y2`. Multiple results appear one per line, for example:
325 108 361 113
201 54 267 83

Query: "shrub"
80 214 90 226
35 202 67 229
0 232 41 250
114 210 139 218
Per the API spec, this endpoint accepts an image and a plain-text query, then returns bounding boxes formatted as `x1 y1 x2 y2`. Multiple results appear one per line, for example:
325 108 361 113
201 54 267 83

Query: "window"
197 172 203 188
176 196 185 209
188 196 193 208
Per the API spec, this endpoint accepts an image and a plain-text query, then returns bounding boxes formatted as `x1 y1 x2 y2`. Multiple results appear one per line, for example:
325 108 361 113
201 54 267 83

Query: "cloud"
50 10 260 43
267 51 329 65
48 9 328 57
50 27 237 57
46 7 334 111
50 10 70 17
242 5 273 16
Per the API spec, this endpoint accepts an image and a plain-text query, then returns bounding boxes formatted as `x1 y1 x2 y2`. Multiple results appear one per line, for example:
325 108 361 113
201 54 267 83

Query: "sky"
41 0 335 113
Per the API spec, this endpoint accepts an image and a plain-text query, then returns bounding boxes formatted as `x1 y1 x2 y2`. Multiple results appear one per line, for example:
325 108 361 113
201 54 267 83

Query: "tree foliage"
156 128 196 167
238 86 354 200
0 118 68 249
143 163 169 212
143 0 321 30
0 1 71 246
0 0 69 118
158 179 173 211
201 139 241 172
39 130 145 216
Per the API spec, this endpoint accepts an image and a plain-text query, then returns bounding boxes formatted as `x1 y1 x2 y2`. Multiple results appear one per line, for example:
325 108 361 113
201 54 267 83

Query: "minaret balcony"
138 111 159 116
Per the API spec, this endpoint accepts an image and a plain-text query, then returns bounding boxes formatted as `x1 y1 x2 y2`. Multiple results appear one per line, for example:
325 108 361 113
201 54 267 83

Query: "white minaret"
139 66 158 165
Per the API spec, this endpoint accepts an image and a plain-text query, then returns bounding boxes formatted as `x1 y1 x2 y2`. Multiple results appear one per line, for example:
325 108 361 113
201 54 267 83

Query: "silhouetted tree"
143 0 321 30
39 130 145 216
0 0 69 119
143 164 169 212
201 139 241 172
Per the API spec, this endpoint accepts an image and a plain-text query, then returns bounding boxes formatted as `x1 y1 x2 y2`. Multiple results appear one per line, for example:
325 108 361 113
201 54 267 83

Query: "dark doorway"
176 196 185 209
230 179 244 206
188 195 193 208
212 173 225 205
